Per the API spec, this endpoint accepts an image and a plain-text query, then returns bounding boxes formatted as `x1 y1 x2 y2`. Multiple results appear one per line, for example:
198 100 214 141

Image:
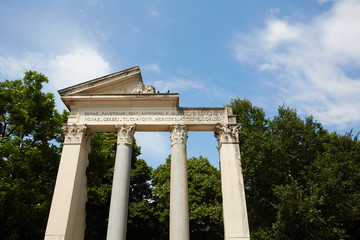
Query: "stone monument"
44 66 250 240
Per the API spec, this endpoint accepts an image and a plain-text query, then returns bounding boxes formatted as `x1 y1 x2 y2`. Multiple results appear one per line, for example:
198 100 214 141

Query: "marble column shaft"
215 124 250 240
169 124 190 240
106 124 135 240
45 124 93 240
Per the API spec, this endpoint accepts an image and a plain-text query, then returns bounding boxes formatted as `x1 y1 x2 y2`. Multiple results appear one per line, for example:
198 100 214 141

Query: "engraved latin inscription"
80 110 224 124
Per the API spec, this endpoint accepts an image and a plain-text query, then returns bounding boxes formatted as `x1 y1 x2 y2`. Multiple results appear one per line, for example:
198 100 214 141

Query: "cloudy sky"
1 0 359 167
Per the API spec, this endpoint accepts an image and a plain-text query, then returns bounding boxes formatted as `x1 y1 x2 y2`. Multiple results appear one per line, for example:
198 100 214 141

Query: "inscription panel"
77 108 227 126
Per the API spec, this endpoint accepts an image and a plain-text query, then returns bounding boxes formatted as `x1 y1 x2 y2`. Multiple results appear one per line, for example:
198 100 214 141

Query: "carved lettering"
79 110 224 124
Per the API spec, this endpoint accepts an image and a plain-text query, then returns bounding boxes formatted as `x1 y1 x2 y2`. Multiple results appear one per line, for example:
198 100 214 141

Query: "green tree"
228 98 360 239
127 157 156 240
272 131 360 239
0 71 67 239
152 155 223 240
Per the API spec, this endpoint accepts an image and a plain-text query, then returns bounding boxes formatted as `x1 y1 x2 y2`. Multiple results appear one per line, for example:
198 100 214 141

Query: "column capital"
62 124 93 150
214 123 241 145
116 124 136 145
170 124 188 146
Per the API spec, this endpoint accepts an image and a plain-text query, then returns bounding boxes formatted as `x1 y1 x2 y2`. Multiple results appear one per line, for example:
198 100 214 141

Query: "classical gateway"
44 66 250 240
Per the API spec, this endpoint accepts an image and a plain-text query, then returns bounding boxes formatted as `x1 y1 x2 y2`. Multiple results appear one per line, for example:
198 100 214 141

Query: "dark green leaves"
0 71 67 240
151 155 223 240
229 98 360 240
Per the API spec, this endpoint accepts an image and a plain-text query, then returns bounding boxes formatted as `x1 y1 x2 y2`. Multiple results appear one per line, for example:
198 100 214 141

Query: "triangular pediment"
58 66 179 112
58 66 156 96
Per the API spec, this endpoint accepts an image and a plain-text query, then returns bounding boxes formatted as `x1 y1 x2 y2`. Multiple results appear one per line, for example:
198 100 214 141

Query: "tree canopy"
228 98 360 239
0 71 67 239
151 155 223 240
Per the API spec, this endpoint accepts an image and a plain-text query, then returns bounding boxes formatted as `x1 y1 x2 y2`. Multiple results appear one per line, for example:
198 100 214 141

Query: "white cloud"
148 8 160 18
152 78 205 93
47 48 110 91
0 48 110 90
269 8 280 15
233 0 360 129
0 53 45 79
0 47 110 110
150 75 235 104
143 63 161 73
135 132 170 167
262 19 301 48
86 0 103 6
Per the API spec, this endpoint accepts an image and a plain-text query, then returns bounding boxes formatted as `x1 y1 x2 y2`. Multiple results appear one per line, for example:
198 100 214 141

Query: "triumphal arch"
44 66 250 240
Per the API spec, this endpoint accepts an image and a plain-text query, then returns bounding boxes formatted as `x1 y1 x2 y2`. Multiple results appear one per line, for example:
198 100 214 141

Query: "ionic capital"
214 123 241 145
170 124 188 146
116 124 136 145
62 124 93 150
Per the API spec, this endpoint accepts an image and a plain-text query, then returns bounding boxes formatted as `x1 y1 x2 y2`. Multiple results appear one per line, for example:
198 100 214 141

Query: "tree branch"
7 124 19 138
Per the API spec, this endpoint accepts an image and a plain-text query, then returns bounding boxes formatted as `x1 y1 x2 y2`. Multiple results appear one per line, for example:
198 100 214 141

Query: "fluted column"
45 124 93 240
169 124 189 240
107 124 135 240
215 123 250 240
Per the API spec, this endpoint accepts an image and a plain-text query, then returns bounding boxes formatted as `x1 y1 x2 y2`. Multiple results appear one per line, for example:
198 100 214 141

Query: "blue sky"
1 0 360 168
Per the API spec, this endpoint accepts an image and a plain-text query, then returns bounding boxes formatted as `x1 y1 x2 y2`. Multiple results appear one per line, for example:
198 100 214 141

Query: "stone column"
45 124 93 240
169 124 190 240
106 124 135 240
215 124 250 240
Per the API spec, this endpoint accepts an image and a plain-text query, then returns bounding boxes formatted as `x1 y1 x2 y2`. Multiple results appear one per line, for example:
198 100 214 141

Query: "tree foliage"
228 98 360 239
86 147 223 240
151 155 223 240
0 71 67 239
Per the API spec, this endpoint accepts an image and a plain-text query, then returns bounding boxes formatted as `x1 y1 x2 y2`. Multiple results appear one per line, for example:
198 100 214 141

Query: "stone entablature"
67 107 235 132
